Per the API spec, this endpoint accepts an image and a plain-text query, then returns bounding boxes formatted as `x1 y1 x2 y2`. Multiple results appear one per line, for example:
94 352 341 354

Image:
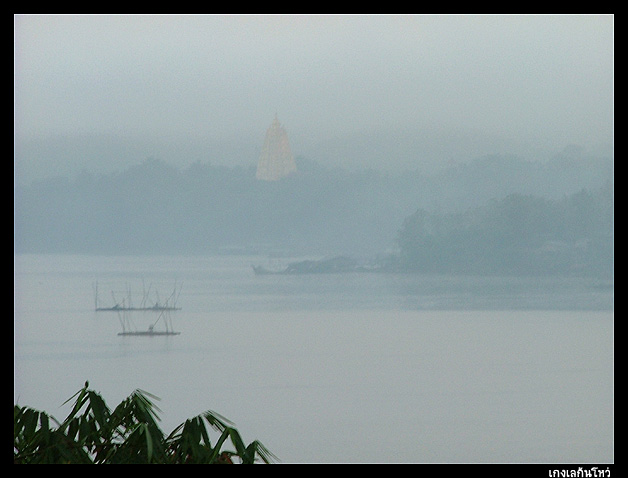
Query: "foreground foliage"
14 381 276 464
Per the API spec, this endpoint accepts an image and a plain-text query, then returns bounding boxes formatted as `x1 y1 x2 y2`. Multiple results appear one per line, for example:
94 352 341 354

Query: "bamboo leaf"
88 390 110 428
15 381 276 464
208 428 232 463
143 424 154 463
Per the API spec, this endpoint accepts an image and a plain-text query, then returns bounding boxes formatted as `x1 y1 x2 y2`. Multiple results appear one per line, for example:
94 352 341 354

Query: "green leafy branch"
14 381 277 464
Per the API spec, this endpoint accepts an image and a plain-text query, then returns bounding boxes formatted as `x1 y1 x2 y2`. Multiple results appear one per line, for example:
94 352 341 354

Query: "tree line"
393 186 613 277
14 151 613 277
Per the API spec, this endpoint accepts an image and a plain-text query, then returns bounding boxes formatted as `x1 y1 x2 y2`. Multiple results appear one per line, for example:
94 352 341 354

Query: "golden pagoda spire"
256 115 297 181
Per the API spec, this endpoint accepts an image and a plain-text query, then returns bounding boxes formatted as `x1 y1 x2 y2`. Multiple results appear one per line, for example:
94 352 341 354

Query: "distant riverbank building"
256 115 297 181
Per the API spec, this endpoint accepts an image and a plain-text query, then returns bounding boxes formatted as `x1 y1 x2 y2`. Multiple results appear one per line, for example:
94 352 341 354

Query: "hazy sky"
14 14 613 173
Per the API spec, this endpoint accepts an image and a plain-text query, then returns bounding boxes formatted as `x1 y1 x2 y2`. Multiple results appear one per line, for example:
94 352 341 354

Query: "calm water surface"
14 254 613 463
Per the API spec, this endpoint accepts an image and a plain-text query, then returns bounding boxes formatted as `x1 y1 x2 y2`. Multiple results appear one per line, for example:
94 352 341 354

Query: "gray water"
14 254 614 463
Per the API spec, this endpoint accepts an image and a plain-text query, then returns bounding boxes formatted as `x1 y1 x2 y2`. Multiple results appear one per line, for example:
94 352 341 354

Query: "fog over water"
14 15 613 464
14 254 613 463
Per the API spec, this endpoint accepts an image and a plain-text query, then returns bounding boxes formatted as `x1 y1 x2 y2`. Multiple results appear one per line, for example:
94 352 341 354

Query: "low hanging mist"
14 146 613 279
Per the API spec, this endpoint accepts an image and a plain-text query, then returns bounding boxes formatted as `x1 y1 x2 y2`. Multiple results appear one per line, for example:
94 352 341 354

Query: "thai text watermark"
549 467 610 477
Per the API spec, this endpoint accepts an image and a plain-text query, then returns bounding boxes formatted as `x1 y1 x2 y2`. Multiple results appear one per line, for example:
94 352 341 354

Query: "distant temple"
256 114 297 181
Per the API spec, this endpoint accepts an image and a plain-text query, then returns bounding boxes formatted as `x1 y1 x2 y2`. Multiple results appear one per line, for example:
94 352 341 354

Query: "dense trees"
14 158 411 255
14 382 276 464
14 151 613 277
395 185 613 277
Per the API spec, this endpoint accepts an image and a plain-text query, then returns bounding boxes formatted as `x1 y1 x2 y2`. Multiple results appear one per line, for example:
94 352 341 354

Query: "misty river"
14 253 613 463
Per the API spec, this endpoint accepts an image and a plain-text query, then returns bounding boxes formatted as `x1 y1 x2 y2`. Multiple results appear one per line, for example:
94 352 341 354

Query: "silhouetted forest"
14 148 613 277
394 187 613 277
